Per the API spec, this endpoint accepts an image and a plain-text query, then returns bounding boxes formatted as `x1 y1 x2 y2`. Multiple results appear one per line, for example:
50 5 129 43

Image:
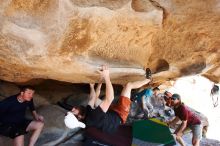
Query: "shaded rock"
0 80 20 98
34 80 90 104
32 93 50 108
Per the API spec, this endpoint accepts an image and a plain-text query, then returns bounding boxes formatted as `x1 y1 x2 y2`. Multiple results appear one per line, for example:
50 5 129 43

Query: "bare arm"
32 110 44 122
88 83 96 108
99 65 114 113
174 120 187 135
94 83 103 108
168 116 180 127
95 83 102 98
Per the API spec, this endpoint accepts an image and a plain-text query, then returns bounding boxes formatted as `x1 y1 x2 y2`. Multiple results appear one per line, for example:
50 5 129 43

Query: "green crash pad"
132 118 176 146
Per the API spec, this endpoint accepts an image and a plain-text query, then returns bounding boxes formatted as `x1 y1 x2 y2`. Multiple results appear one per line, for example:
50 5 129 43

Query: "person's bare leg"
176 134 185 146
120 79 151 99
14 135 24 146
26 121 44 146
192 135 200 146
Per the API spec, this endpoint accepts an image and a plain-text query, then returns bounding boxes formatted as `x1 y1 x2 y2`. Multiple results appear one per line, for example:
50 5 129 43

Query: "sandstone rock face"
0 0 220 84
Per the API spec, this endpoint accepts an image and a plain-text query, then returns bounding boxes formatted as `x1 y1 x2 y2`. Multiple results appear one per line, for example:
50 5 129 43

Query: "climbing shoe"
145 68 152 79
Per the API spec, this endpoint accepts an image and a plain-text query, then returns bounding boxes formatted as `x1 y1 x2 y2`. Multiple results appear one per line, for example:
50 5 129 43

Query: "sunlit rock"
0 0 220 84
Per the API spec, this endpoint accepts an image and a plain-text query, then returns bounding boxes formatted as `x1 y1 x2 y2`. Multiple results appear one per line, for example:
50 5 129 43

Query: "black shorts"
0 120 32 139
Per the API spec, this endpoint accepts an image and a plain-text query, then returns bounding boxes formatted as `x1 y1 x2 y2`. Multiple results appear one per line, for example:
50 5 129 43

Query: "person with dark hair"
67 65 152 133
211 84 219 107
0 85 44 146
20 85 35 92
70 83 102 121
163 91 172 107
133 86 160 118
167 94 202 146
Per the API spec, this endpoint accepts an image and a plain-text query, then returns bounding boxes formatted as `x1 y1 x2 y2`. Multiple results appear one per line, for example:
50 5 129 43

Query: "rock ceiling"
0 0 220 85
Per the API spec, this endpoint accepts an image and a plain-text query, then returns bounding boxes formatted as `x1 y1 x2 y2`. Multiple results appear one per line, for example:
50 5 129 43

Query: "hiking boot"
145 68 152 79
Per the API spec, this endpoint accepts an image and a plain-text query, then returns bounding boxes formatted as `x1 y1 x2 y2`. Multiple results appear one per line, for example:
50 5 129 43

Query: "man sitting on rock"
0 86 44 146
68 65 152 133
133 86 160 118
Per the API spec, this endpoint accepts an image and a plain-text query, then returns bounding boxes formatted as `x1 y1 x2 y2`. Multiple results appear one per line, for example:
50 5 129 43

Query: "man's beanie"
172 93 181 100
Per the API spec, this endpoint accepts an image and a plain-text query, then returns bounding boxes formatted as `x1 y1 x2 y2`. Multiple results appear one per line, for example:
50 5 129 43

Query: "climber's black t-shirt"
0 94 35 138
85 105 121 133
0 94 35 125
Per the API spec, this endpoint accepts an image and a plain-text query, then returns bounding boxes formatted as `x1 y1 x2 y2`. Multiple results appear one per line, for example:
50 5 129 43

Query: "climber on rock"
64 65 152 133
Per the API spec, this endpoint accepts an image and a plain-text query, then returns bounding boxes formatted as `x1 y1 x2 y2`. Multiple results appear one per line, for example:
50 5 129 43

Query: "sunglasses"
171 98 176 100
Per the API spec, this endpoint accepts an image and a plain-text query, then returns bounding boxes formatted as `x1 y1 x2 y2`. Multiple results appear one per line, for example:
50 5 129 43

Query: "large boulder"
0 0 219 84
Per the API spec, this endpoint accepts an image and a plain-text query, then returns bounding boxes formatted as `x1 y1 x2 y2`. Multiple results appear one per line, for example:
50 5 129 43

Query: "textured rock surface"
0 0 220 84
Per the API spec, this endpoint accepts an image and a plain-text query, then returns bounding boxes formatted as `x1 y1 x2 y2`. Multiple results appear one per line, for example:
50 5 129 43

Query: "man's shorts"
189 124 202 140
0 120 32 139
110 96 131 124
